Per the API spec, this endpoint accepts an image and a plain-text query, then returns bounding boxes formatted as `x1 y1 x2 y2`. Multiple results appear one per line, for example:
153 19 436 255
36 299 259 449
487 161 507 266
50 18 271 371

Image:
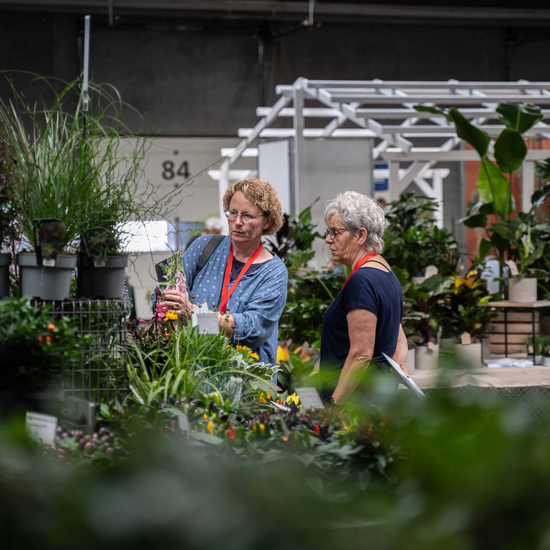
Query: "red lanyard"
219 242 263 313
341 252 377 290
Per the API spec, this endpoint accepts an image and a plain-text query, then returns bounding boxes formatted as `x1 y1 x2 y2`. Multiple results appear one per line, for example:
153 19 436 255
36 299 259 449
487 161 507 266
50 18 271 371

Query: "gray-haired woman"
320 191 408 406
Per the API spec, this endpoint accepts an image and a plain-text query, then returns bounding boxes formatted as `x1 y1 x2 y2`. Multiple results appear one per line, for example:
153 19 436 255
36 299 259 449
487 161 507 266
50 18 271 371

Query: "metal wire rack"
37 299 129 403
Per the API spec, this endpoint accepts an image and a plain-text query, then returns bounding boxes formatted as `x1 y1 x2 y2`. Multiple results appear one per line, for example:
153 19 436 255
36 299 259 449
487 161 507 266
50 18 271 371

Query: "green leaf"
494 129 527 173
479 239 493 261
459 212 488 229
535 159 550 180
190 432 223 446
496 102 543 133
478 158 510 217
490 223 515 241
531 182 550 208
449 107 490 157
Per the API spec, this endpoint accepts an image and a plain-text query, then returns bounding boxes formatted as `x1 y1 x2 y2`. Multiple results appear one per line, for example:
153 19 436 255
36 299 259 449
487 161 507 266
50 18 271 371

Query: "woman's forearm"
332 350 372 405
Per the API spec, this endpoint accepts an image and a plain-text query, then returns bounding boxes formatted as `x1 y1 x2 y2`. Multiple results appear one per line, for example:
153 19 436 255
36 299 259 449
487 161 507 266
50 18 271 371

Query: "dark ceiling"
0 0 549 27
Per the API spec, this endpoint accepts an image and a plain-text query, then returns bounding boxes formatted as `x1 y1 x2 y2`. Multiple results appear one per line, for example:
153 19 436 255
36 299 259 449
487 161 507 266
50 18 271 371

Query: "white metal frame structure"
211 78 550 223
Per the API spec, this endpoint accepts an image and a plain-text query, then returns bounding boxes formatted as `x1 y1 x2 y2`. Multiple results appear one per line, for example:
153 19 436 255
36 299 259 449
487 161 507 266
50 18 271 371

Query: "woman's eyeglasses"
324 227 349 239
225 210 264 223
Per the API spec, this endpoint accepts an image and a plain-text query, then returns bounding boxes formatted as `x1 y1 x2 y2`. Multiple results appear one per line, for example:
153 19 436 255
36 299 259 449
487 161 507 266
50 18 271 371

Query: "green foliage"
277 349 320 395
439 269 496 341
0 135 18 248
0 298 88 391
279 268 345 345
383 192 460 279
0 72 186 255
126 320 277 409
5 377 550 548
268 201 323 277
421 101 550 291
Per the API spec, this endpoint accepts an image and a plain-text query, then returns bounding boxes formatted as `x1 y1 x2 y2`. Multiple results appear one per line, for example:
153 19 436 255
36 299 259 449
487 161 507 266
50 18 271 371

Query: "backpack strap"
155 234 225 283
197 234 225 272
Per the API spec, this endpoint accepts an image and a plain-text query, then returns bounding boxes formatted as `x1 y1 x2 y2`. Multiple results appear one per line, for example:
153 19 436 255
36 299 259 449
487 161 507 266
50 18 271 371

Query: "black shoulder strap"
197 234 225 272
364 259 391 271
155 234 225 283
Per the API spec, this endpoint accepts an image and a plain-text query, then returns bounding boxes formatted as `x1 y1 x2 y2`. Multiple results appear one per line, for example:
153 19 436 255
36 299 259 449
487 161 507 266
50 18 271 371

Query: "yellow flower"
164 311 178 320
203 413 208 420
277 345 289 364
285 393 300 406
249 351 259 361
207 421 214 435
258 392 271 404
259 423 265 431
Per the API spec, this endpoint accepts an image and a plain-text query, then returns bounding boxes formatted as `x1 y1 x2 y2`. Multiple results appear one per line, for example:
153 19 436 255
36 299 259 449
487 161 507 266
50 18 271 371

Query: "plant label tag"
295 387 324 410
94 260 106 268
176 412 190 437
62 397 96 432
26 412 57 445
197 313 219 335
42 259 56 267
506 259 519 277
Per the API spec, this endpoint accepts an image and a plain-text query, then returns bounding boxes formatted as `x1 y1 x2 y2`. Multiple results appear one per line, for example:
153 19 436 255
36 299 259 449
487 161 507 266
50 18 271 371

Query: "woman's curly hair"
223 178 284 235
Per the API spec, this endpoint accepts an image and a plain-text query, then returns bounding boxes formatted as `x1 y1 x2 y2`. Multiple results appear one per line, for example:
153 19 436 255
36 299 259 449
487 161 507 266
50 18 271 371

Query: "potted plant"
541 335 550 367
0 73 184 301
416 102 550 302
440 269 496 367
525 334 550 366
0 75 101 300
384 192 461 281
0 297 88 414
399 272 453 370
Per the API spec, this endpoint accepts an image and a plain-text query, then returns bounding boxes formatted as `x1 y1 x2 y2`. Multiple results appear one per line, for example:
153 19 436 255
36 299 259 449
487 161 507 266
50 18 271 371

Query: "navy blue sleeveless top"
320 264 403 389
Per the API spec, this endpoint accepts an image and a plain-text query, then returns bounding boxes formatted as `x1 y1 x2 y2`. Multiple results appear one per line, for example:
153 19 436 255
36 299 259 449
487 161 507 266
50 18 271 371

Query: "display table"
483 300 550 360
411 366 550 390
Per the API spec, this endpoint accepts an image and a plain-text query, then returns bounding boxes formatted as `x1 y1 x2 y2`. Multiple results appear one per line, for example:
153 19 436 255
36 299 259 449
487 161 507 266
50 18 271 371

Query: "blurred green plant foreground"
2 378 550 550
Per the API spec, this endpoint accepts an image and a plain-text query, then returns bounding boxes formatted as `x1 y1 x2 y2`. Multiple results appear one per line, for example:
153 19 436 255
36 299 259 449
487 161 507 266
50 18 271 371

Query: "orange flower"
207 421 214 435
313 424 320 434
227 423 236 440
38 336 44 343
47 324 55 331
46 335 52 343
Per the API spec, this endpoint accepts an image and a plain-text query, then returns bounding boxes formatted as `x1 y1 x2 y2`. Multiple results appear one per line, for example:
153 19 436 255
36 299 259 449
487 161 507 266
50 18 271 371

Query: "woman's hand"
159 289 193 318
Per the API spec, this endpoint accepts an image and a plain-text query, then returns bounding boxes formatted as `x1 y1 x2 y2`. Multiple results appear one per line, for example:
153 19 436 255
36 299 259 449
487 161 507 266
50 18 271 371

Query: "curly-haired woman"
160 178 287 367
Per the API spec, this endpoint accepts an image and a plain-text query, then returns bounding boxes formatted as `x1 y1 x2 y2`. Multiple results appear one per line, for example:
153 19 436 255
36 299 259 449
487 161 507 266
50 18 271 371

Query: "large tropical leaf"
494 128 527 174
479 238 493 262
496 102 543 133
478 158 511 217
448 107 490 157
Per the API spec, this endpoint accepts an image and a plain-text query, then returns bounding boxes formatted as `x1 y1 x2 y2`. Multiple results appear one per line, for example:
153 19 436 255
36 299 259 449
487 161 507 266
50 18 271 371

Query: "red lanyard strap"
341 252 377 290
220 242 263 313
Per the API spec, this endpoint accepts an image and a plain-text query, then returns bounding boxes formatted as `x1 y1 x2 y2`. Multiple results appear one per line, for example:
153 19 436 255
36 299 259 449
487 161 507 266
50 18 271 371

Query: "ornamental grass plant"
0 72 186 258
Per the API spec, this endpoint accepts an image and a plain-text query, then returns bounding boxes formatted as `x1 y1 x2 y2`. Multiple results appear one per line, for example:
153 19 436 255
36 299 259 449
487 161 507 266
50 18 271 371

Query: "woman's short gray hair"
324 191 388 253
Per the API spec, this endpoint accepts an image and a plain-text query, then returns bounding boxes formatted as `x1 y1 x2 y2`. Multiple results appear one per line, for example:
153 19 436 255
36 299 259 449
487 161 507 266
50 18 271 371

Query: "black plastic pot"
0 252 11 297
77 253 128 299
17 252 76 301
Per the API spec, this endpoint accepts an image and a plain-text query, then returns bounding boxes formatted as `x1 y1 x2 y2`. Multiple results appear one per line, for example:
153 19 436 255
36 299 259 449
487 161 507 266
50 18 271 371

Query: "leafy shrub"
0 298 88 392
